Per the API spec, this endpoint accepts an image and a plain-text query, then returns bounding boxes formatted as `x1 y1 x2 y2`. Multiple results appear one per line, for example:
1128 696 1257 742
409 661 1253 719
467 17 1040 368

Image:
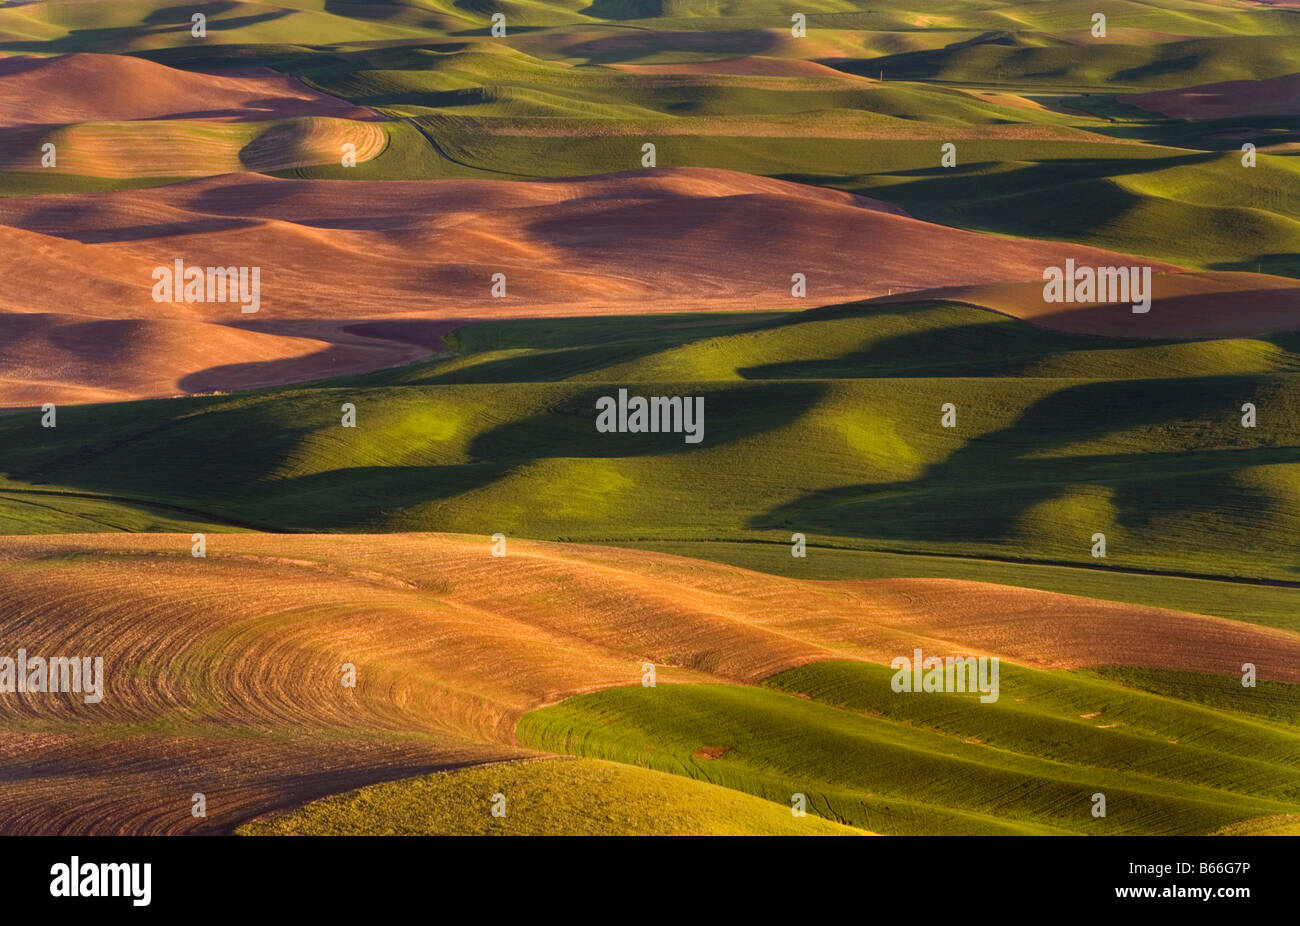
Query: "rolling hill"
3 302 1298 594
1 0 1296 842
2 531 1294 834
10 165 1289 406
519 660 1300 835
236 757 871 835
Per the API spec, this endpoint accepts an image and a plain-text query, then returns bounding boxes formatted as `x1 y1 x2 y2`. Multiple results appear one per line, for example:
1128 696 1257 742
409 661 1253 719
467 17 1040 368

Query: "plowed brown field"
0 167 1200 406
3 532 1296 833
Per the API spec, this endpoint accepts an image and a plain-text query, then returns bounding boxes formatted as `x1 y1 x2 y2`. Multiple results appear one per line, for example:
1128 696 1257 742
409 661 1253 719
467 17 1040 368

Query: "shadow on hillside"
751 374 1294 548
468 380 827 461
10 207 255 244
4 298 1295 549
375 314 783 386
554 28 781 65
1210 254 1300 280
826 31 1019 81
0 376 828 529
782 150 1221 247
188 379 829 527
735 302 1159 380
0 9 291 54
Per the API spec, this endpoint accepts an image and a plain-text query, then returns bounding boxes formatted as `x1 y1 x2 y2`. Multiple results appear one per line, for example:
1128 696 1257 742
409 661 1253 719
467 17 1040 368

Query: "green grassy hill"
857 35 1300 92
3 301 1298 619
8 2 1294 273
237 756 869 835
240 657 1300 835
11 0 1297 51
4 1 1297 840
516 661 1300 835
288 47 1298 276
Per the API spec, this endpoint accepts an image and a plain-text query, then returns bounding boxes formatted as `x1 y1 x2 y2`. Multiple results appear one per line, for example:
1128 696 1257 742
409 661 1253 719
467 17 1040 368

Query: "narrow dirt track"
2 533 1297 834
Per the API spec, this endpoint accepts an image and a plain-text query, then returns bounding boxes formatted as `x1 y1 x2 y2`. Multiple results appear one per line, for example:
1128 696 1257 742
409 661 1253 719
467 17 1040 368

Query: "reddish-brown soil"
0 167 1215 405
1126 73 1300 120
0 53 383 126
1 533 1296 833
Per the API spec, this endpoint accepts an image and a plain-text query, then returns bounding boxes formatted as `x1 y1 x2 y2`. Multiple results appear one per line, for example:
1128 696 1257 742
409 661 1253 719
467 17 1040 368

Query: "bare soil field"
0 53 383 126
2 532 1295 833
1126 73 1300 120
0 167 1204 405
0 53 387 178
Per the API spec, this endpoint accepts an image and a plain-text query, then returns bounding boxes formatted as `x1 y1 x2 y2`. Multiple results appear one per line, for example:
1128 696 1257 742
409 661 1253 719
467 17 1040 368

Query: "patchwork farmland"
0 0 1295 845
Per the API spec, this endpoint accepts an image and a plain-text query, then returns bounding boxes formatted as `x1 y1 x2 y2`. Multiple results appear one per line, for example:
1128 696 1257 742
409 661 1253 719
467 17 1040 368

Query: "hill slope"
2 531 1295 833
237 757 870 835
10 166 1284 406
4 303 1299 589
